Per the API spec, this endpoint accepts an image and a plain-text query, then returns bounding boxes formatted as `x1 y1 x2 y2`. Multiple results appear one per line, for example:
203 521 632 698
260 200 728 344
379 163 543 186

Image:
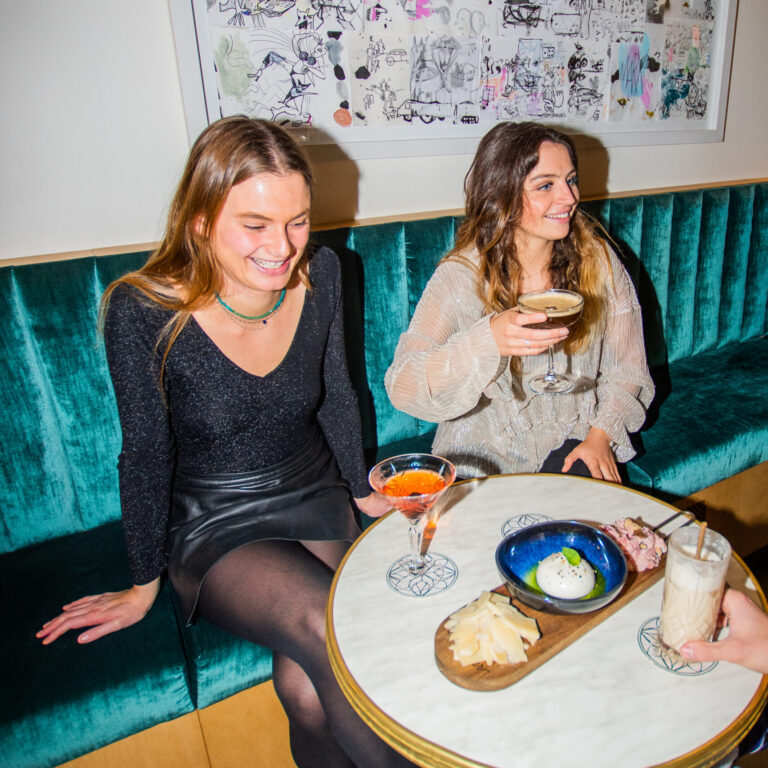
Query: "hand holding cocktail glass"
517 289 584 394
680 588 768 675
658 525 731 658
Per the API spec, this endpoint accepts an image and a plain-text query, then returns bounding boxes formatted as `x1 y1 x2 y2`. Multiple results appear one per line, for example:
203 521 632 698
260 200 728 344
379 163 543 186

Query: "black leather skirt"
167 429 360 624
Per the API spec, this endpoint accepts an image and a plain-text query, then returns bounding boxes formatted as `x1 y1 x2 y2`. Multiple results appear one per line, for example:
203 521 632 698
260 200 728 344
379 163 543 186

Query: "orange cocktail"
370 454 456 577
383 469 448 521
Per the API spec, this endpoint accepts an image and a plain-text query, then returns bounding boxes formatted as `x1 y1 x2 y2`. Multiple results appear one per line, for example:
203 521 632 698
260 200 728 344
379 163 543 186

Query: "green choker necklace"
215 288 286 326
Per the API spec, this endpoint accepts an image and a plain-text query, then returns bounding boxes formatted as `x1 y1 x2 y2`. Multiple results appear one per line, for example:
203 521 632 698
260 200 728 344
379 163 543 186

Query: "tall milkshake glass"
659 526 731 656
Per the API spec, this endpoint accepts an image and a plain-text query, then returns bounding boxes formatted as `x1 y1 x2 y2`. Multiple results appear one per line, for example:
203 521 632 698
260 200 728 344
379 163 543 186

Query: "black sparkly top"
104 247 369 585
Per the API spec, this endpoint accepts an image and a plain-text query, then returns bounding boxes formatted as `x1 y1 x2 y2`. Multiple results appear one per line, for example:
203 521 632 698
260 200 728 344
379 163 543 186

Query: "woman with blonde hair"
38 116 411 768
386 121 654 481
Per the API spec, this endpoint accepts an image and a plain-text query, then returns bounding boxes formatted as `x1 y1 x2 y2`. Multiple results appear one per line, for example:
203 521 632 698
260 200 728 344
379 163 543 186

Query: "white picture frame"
168 0 738 159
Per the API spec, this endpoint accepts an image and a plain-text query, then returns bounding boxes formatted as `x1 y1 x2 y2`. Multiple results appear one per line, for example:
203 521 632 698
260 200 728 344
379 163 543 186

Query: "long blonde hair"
445 122 610 360
100 116 314 373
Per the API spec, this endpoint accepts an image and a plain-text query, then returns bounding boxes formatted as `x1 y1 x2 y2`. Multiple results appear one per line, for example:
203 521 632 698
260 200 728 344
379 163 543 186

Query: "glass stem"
408 522 426 572
544 344 557 382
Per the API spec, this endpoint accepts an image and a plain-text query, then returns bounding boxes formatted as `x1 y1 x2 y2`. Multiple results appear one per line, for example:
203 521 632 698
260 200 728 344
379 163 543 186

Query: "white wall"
1 0 766 262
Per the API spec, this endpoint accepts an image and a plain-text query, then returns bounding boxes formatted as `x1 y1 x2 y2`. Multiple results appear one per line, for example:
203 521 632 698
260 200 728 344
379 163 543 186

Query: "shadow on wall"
305 120 614 225
305 126 360 226
570 128 611 199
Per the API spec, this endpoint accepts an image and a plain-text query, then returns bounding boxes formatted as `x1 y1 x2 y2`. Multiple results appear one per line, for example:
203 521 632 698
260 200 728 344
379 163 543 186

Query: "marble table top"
327 474 768 768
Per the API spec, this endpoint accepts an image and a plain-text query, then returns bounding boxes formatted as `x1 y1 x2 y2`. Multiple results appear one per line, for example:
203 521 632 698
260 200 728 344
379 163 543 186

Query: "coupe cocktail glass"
369 453 457 596
518 289 584 395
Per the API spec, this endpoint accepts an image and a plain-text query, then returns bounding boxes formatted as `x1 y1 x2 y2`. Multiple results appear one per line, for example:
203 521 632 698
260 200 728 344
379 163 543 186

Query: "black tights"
197 539 414 768
539 438 591 477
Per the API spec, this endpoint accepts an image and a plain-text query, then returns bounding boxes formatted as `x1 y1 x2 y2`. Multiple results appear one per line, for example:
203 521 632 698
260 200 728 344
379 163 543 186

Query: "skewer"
649 509 697 538
695 522 708 559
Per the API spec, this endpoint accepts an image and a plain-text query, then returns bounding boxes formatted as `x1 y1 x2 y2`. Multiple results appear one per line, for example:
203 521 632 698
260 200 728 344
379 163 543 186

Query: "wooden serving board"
434 561 665 691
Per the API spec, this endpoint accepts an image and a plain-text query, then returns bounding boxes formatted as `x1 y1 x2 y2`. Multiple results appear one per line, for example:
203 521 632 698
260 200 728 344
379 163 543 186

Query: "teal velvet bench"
1 181 766 767
320 182 768 499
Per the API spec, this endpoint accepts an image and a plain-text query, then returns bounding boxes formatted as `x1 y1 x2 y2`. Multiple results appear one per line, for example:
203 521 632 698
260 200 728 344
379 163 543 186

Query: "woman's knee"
273 661 328 735
299 599 328 647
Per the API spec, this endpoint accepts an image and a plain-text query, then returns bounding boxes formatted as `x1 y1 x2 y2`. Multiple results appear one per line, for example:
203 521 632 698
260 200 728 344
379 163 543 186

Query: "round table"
327 474 768 768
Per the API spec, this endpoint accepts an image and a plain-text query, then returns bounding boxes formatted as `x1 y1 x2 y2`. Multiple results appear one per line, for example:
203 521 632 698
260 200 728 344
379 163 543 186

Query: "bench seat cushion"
375 431 436 464
172 606 273 710
0 521 193 768
627 337 768 497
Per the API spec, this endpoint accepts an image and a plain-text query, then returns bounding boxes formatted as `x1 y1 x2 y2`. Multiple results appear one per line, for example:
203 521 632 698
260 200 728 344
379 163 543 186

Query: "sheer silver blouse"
385 246 655 478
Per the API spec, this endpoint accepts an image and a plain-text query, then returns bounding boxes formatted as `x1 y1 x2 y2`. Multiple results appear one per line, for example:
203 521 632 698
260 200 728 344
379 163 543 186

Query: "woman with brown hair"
38 116 411 768
386 121 654 481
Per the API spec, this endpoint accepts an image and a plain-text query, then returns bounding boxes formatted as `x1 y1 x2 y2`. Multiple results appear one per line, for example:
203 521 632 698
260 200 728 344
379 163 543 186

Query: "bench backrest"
584 183 768 368
1 183 766 553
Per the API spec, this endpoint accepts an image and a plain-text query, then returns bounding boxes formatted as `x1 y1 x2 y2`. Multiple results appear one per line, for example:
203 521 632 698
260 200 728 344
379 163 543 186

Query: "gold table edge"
326 474 768 768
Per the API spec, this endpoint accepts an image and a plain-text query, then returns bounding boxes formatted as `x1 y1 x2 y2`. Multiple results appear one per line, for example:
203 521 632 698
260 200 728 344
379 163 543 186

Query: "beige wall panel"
199 682 296 768
56 712 209 768
2 2 768 261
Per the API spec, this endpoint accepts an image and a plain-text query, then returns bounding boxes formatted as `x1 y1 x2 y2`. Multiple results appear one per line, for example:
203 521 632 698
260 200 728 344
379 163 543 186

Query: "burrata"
536 550 596 599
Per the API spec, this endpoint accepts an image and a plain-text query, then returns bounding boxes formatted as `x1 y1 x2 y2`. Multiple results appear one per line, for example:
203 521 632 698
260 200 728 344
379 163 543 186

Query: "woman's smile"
247 255 293 274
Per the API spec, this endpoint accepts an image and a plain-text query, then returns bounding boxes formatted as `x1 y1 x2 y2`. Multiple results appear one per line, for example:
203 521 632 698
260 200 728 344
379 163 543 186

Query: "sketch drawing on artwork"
479 40 515 121
348 33 412 124
365 79 405 120
512 37 566 119
216 0 298 28
500 1 543 31
661 19 711 120
310 0 364 30
229 30 329 125
609 28 662 120
566 42 606 121
185 0 730 142
410 35 480 124
453 6 491 37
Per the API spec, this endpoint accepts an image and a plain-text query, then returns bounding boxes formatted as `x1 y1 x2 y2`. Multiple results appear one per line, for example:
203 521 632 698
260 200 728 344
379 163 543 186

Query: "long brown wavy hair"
445 122 610 360
100 116 314 373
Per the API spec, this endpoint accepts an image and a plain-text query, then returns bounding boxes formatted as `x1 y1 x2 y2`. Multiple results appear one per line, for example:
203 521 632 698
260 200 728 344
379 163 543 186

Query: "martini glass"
369 453 458 597
518 289 584 395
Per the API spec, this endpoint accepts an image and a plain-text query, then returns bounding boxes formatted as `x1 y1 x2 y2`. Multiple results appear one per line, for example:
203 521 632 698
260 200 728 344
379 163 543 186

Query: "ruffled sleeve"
590 247 655 461
385 258 504 423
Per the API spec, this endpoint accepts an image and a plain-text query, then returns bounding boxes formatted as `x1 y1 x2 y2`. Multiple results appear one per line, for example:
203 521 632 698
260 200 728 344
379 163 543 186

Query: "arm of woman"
37 578 161 645
385 259 560 422
580 248 655 471
315 251 376 505
38 286 175 643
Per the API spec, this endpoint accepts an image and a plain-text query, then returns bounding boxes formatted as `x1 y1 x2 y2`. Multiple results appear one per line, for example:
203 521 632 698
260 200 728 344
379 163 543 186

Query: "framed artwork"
169 0 738 158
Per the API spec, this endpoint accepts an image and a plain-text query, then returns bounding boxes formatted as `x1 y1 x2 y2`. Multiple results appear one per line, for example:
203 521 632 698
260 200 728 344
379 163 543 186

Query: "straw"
695 522 708 559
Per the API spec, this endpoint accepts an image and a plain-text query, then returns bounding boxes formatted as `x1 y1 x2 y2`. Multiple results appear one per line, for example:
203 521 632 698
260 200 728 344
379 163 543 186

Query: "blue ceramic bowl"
495 520 628 614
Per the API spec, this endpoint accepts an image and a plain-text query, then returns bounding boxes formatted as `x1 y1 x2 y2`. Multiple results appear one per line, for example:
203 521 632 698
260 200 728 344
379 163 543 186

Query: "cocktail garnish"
562 547 581 566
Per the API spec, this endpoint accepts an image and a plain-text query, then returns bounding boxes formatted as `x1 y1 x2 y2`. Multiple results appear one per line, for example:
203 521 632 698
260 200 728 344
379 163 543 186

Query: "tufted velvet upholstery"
314 184 768 496
0 522 193 768
581 184 768 494
1 183 766 767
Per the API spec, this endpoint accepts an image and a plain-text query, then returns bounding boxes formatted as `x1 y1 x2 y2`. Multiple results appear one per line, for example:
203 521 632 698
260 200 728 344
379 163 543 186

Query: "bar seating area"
1 180 767 767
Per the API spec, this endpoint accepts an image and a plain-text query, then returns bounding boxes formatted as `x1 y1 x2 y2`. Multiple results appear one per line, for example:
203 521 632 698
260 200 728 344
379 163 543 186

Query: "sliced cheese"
445 591 540 667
